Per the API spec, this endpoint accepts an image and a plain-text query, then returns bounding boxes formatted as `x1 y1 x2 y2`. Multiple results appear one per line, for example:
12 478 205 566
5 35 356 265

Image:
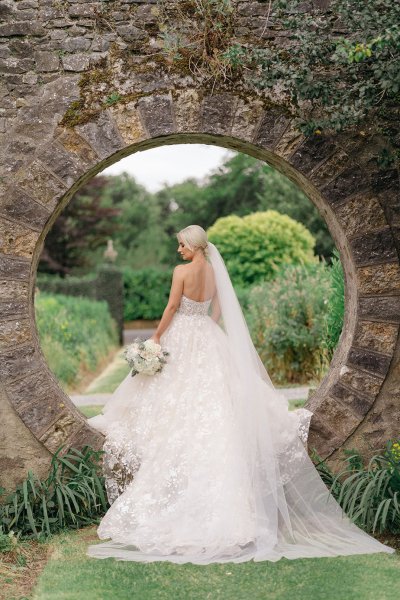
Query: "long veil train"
87 242 395 563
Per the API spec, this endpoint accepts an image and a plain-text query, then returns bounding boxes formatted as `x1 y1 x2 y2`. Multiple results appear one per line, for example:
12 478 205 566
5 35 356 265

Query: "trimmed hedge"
207 210 316 287
123 267 173 321
36 264 124 342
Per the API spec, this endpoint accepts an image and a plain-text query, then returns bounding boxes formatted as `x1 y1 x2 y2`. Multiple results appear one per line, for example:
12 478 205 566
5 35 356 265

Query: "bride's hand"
150 333 161 345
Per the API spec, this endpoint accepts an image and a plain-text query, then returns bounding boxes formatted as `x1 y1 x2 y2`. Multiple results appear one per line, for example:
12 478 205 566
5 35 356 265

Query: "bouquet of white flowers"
123 338 169 377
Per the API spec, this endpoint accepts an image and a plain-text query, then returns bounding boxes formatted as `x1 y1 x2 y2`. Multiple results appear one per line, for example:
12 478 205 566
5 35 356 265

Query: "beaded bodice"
176 294 212 317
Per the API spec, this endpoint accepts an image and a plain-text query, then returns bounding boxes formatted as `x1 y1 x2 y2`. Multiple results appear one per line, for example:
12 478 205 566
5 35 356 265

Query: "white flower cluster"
123 338 169 377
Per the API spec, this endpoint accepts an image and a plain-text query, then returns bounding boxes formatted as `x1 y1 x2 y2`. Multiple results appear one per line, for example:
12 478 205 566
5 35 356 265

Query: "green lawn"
84 359 130 395
32 527 400 600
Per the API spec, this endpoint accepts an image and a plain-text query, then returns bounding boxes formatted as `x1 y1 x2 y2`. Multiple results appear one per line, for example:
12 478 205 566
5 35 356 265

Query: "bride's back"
181 261 216 302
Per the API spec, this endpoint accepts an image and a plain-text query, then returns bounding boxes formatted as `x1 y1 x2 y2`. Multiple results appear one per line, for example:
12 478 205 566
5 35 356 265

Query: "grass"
32 526 399 600
84 351 130 395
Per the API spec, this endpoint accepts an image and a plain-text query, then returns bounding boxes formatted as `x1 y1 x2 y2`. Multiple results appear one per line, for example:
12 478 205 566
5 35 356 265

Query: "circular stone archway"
0 2 399 490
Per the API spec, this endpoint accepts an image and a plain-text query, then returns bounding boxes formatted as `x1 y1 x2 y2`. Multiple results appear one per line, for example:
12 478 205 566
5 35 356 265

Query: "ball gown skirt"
86 295 396 564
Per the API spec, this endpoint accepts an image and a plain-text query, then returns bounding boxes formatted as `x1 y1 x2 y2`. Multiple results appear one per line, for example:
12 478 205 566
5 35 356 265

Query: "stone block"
350 228 398 266
68 424 104 451
64 36 91 52
55 127 98 166
358 296 400 323
329 382 375 418
76 110 125 159
322 166 369 206
0 279 29 302
173 89 202 134
116 24 147 42
0 255 30 280
0 187 50 231
109 101 147 145
289 135 336 175
273 124 305 161
334 193 387 238
231 97 264 142
39 412 84 453
37 142 88 187
0 300 28 319
338 364 383 398
7 372 66 437
347 346 392 378
353 320 398 355
309 149 350 188
254 108 290 150
0 57 35 74
0 318 31 348
357 263 400 295
0 343 42 382
34 51 59 72
314 395 360 439
62 53 90 72
0 21 45 37
15 161 66 209
200 93 237 137
68 4 98 18
307 412 342 456
137 94 175 138
0 217 39 259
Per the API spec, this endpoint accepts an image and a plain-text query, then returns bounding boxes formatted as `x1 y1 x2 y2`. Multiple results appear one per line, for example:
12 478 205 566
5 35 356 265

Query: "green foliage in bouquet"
0 447 108 540
207 211 316 287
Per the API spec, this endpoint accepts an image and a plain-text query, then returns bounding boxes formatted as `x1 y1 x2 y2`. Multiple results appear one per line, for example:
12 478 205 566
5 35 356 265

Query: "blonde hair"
176 225 209 257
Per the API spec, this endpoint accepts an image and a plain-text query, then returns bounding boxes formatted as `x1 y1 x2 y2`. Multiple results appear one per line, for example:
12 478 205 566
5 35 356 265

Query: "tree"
161 153 334 261
39 176 121 276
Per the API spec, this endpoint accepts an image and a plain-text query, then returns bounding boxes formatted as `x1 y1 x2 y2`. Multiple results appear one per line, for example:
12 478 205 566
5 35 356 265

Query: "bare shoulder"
173 264 186 277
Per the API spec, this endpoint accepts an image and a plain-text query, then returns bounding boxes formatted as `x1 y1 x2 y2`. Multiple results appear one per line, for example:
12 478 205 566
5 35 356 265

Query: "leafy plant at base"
312 440 400 534
0 446 109 539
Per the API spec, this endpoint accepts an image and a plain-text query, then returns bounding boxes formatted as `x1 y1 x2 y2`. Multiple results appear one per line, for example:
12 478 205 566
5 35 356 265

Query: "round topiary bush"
207 210 317 287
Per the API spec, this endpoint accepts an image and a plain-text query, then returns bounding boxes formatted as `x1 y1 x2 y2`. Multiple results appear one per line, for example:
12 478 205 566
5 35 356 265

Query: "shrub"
35 292 118 389
312 440 400 535
123 266 173 320
36 264 124 343
0 446 108 539
207 210 316 287
245 259 339 384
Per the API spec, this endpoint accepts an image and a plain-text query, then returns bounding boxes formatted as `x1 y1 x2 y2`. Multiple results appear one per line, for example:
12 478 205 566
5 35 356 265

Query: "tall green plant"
0 446 108 539
313 441 400 535
245 260 332 384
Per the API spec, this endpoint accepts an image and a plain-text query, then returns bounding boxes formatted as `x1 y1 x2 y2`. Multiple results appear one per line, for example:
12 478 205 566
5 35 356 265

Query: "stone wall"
0 0 399 489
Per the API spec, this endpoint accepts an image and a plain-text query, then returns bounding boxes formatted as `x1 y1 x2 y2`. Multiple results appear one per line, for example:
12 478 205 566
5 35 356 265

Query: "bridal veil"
87 241 395 563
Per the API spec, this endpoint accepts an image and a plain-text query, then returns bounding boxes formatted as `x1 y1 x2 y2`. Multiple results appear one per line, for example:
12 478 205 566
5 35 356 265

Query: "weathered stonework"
0 0 399 489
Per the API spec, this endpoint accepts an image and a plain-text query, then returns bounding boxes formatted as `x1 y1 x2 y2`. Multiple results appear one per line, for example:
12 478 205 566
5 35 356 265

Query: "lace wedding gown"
86 291 395 564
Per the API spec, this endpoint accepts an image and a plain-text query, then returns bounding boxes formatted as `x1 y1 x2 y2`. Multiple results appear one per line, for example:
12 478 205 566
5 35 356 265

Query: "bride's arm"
150 266 184 343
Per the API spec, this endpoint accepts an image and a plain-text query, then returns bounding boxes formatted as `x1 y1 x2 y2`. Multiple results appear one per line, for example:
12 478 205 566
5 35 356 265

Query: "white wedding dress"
86 243 395 564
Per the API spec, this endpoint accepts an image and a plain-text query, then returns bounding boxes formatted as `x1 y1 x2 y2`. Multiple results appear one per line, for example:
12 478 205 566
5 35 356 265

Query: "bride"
86 225 395 564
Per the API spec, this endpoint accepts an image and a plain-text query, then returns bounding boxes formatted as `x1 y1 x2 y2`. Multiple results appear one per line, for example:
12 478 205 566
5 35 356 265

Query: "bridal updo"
177 225 209 257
